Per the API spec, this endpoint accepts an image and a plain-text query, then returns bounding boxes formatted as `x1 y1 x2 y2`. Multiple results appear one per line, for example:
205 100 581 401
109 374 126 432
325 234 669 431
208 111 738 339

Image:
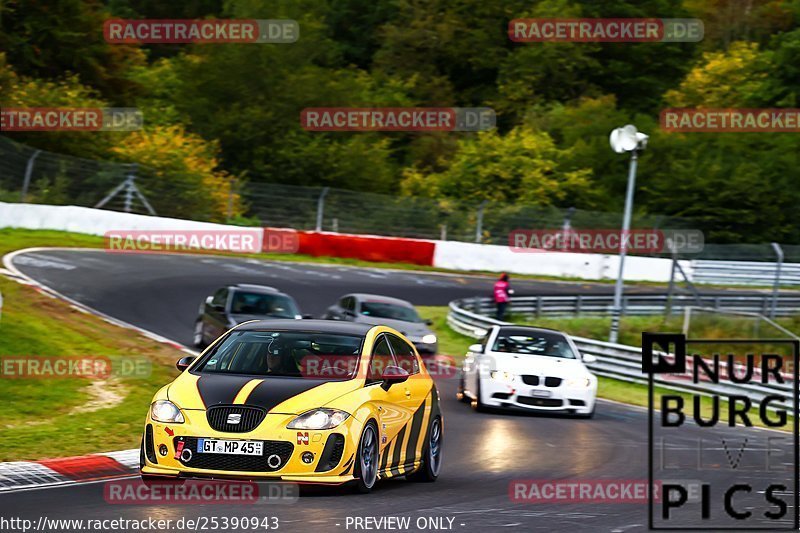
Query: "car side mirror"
381 365 410 389
205 296 214 305
468 343 484 354
176 356 197 371
425 319 433 326
582 353 597 364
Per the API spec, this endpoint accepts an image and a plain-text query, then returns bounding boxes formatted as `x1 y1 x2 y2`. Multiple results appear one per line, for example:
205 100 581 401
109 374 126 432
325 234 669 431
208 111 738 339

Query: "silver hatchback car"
323 293 438 355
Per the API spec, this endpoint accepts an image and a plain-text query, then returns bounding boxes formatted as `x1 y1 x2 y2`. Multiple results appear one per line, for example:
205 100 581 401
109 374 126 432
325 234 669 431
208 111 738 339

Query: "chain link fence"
0 136 692 242
242 182 694 244
0 137 236 222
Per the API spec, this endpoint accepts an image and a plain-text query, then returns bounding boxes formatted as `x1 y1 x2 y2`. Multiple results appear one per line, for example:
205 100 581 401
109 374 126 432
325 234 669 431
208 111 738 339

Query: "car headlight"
566 378 592 388
422 334 437 344
490 370 515 382
150 400 185 423
287 409 350 430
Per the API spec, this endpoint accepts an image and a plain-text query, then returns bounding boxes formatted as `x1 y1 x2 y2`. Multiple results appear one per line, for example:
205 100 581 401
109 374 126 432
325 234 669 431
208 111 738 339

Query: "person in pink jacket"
493 273 512 320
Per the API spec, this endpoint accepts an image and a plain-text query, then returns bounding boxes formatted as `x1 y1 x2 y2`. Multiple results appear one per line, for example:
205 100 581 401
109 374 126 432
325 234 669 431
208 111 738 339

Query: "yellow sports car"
140 320 443 492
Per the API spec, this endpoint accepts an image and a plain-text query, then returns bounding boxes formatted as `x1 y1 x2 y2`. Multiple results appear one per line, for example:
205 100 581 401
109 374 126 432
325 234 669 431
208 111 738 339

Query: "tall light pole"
608 125 649 344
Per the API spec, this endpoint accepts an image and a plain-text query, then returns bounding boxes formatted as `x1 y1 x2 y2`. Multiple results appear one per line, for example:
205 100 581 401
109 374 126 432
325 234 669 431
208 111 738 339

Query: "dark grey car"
323 293 438 355
193 284 304 347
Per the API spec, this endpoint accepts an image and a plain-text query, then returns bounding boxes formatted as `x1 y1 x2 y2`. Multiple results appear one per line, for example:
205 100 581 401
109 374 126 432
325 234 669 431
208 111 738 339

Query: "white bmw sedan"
457 325 598 417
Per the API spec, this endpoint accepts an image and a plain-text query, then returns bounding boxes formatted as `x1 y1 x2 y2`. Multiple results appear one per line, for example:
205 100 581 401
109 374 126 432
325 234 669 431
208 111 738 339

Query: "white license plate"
197 438 263 455
531 390 552 398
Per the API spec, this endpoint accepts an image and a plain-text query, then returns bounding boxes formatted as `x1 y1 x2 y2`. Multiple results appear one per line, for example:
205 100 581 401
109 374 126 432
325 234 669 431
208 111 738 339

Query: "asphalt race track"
6 249 677 346
2 249 794 532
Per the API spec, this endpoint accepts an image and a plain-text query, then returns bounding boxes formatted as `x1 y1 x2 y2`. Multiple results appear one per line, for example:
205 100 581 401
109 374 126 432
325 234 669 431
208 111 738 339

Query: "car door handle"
404 389 411 398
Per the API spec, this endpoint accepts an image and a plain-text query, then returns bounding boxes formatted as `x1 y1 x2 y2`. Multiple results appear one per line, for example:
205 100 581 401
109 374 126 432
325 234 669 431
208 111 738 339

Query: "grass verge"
0 275 183 461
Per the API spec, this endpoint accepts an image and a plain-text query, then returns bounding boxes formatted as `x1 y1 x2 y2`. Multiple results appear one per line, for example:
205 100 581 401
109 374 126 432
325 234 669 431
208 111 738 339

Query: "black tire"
472 379 489 413
353 421 380 493
192 319 206 348
408 416 443 482
576 404 596 419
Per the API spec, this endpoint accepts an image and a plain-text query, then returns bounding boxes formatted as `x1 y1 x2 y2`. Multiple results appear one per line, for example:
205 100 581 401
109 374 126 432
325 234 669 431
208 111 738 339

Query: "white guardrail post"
447 299 794 408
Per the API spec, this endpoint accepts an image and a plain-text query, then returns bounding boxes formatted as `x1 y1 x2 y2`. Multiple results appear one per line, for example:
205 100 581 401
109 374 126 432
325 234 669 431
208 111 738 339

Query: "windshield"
360 301 420 323
492 331 577 359
195 330 364 379
230 292 299 319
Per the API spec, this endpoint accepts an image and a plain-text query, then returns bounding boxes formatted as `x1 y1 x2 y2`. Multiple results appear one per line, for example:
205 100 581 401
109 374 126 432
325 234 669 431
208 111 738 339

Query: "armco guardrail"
692 259 800 287
458 293 800 318
447 299 795 408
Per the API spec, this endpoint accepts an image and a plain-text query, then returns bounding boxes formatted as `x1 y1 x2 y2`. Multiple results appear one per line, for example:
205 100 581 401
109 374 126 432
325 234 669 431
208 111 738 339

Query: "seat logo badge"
297 432 309 445
227 413 242 425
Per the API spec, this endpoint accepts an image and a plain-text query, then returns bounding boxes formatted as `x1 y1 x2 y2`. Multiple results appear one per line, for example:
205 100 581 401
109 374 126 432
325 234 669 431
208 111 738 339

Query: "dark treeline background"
0 0 798 242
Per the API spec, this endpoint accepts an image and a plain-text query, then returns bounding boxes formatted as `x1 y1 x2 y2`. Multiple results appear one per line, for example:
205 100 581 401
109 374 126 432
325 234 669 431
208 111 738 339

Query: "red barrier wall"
267 229 435 266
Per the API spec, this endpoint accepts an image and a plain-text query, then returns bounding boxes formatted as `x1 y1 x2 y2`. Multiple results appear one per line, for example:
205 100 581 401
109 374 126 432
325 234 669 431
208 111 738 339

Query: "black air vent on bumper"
145 424 157 464
315 434 345 472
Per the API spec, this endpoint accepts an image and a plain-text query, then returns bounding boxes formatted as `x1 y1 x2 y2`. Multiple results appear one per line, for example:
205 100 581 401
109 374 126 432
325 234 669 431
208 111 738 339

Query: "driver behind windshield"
196 330 362 378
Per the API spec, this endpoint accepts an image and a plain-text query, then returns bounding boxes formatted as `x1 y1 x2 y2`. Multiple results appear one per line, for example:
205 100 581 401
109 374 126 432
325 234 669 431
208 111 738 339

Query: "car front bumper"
140 412 360 483
479 377 596 413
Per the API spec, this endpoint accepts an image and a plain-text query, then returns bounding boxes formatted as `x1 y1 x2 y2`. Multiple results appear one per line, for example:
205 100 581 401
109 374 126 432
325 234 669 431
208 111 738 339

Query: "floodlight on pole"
608 125 648 344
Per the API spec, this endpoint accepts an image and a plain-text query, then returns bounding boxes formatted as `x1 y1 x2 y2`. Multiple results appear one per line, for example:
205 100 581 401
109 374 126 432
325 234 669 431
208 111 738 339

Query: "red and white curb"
0 449 139 492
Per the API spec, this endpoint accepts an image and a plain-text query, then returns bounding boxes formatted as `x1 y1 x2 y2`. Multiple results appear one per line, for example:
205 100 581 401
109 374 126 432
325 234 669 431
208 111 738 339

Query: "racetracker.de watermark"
661 108 800 132
104 19 298 44
104 229 299 255
509 18 704 42
298 354 458 380
509 229 704 254
0 356 151 379
510 479 662 503
104 479 298 504
301 107 496 132
1 108 142 131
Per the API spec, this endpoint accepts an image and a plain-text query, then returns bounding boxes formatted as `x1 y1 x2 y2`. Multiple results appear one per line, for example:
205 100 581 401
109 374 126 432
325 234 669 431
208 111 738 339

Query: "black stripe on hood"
245 377 331 412
195 374 253 407
195 374 329 411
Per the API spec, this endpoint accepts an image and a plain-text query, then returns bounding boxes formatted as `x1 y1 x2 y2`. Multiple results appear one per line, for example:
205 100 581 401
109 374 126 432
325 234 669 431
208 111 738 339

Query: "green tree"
0 54 115 158
401 126 593 206
641 130 800 243
167 0 407 191
664 41 770 107
0 0 144 101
